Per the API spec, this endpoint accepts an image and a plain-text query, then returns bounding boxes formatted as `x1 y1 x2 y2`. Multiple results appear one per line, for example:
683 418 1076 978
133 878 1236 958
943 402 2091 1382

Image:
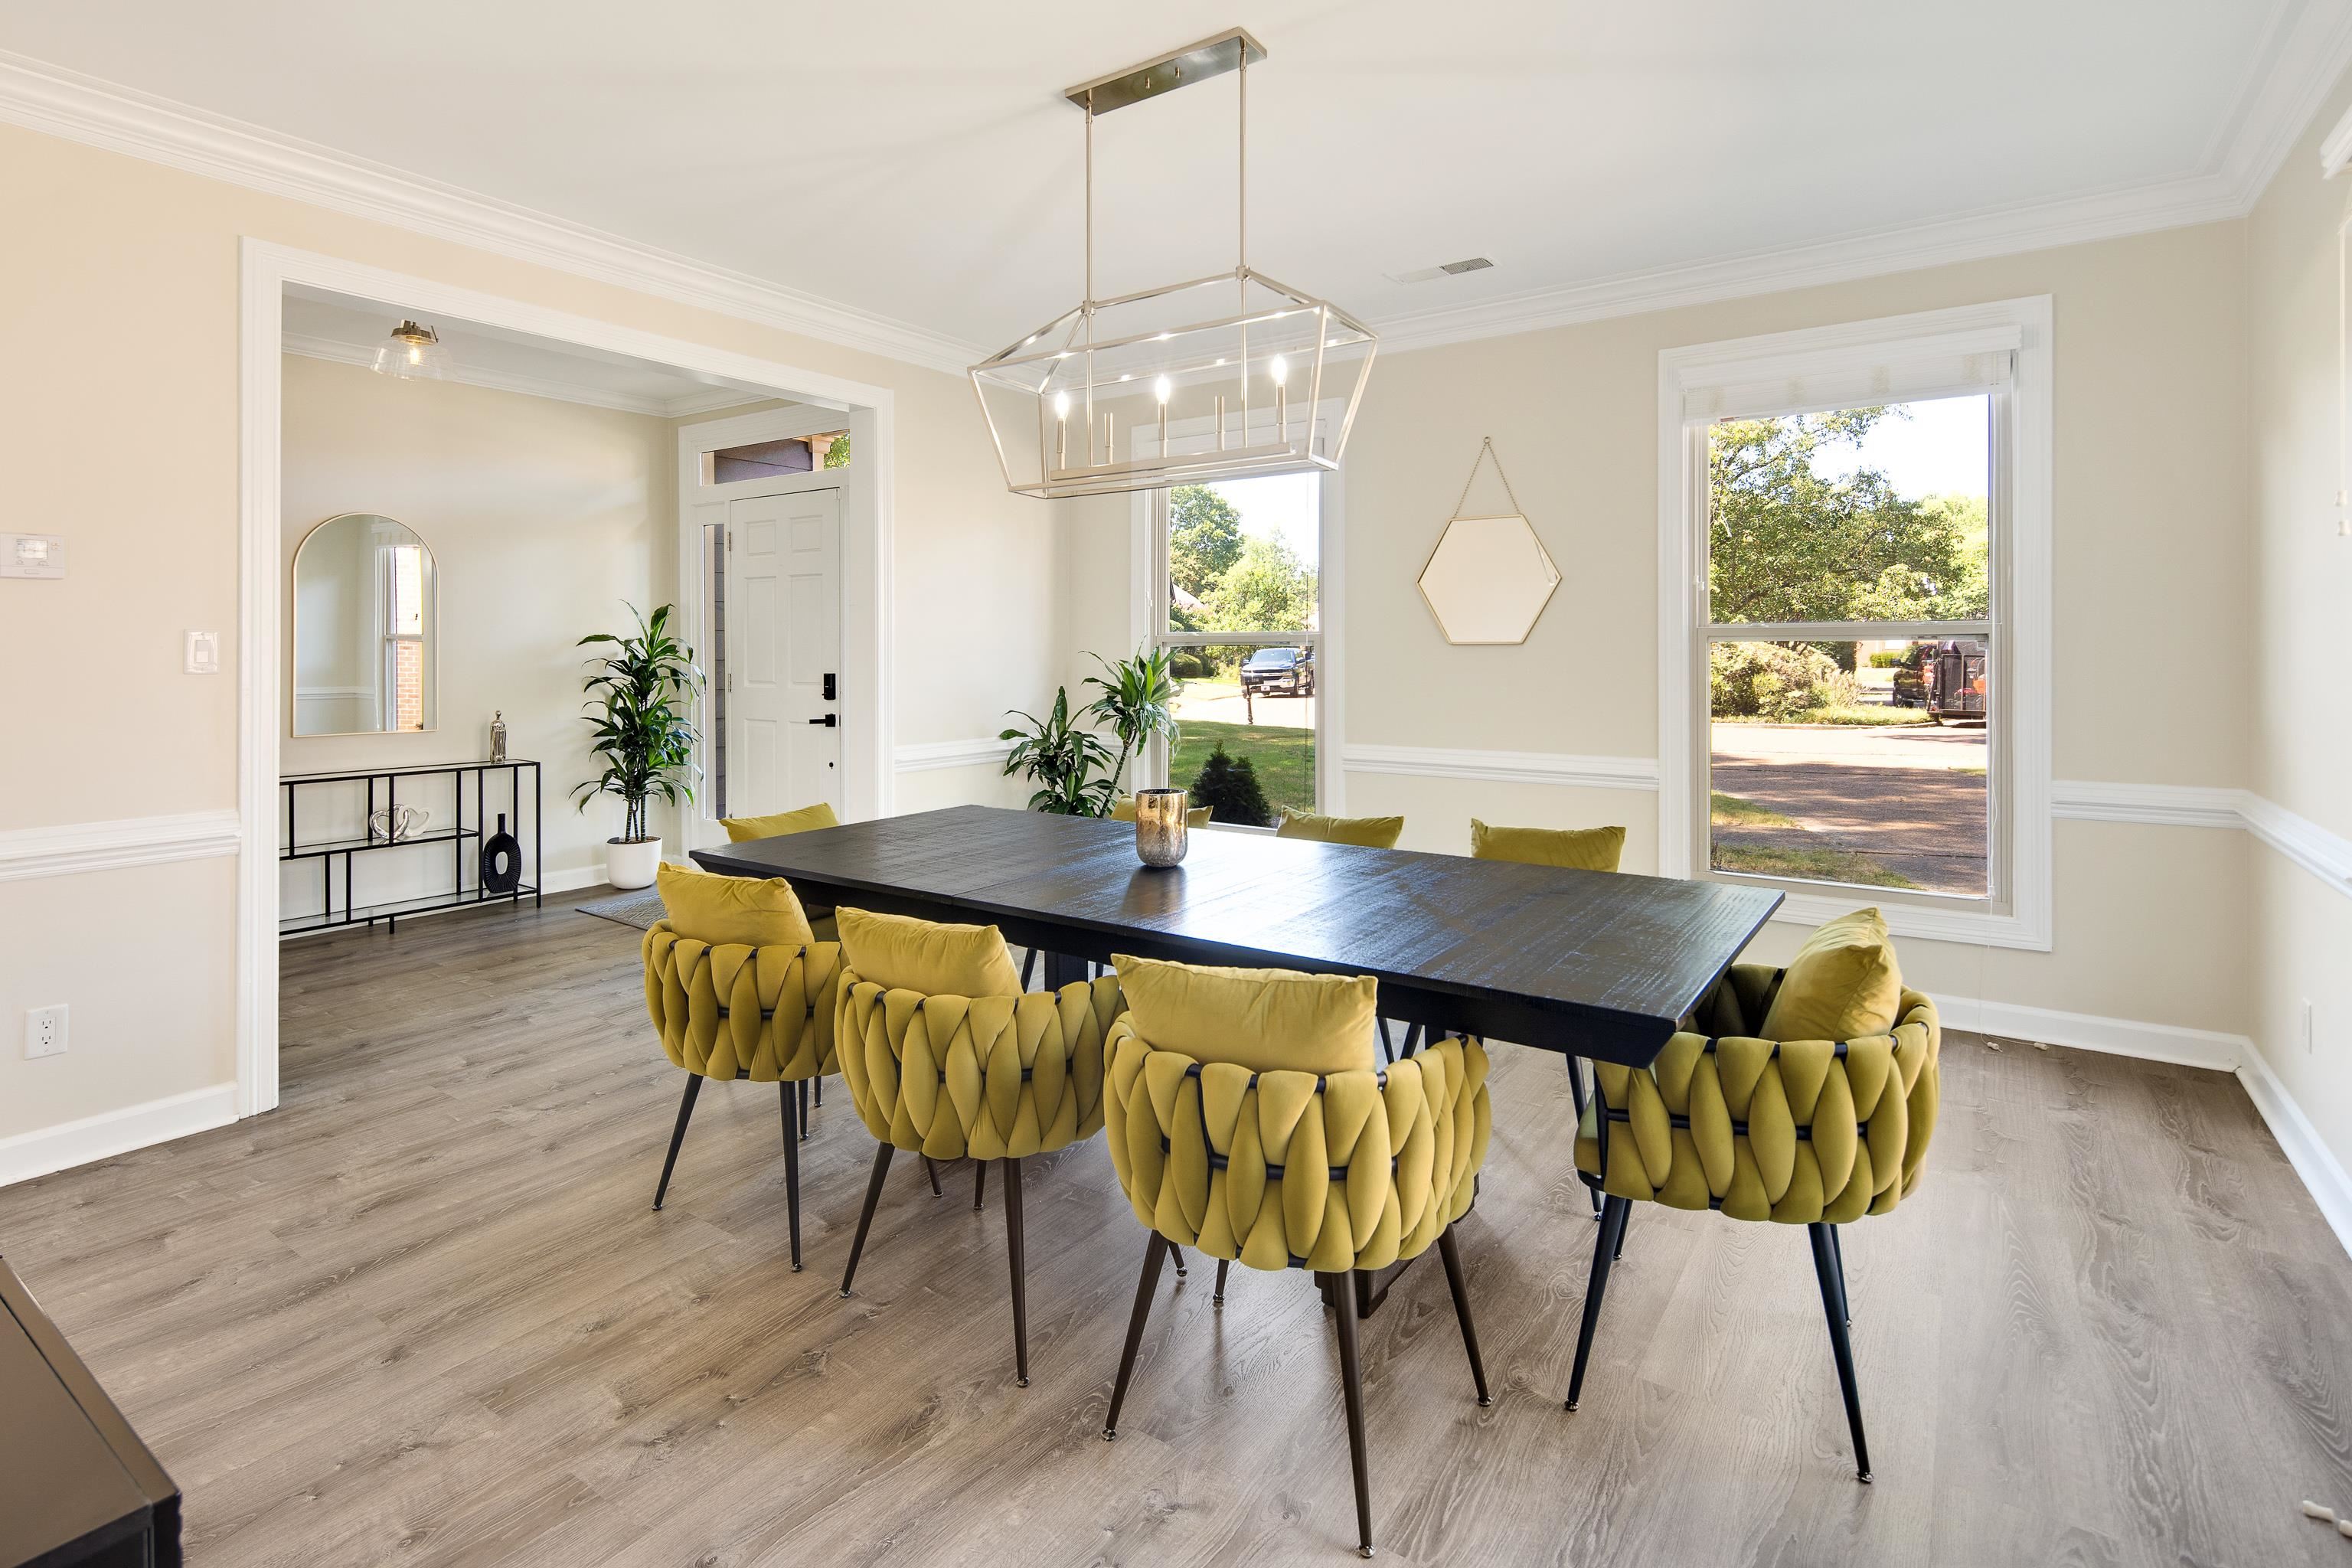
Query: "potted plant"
1083 646 1181 796
573 603 701 888
999 687 1119 816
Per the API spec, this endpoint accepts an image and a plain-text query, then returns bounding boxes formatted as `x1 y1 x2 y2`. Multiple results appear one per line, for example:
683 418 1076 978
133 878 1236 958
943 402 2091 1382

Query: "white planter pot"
606 836 662 890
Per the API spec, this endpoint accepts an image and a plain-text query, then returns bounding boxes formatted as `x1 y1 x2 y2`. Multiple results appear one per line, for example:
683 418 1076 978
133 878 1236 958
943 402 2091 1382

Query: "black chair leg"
1002 1158 1030 1387
1021 947 1039 990
1566 1195 1631 1411
839 1142 893 1297
1565 1058 1602 1217
1168 1243 1187 1278
974 1159 988 1210
797 1080 812 1141
1810 1223 1873 1482
652 1075 703 1210
1828 1223 1851 1326
1321 1268 1375 1560
779 1083 802 1272
923 1155 943 1197
1105 1233 1170 1439
1213 1258 1230 1305
1436 1227 1491 1407
1613 1203 1630 1262
812 1074 822 1108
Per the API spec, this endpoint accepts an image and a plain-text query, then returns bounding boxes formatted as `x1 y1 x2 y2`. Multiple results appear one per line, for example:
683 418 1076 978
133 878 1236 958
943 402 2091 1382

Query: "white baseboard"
1930 993 2247 1071
2236 1048 2352 1261
0 1082 238 1187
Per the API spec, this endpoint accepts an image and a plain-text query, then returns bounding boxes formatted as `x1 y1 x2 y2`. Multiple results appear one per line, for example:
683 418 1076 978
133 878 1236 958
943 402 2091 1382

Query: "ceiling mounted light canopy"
969 28 1377 500
371 319 448 381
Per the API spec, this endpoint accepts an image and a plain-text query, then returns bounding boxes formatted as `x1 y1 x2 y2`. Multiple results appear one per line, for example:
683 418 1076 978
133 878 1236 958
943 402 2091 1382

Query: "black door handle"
808 714 837 727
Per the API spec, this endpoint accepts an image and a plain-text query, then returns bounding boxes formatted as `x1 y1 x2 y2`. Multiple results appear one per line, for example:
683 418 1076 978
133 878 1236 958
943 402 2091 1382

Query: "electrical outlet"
2304 998 2316 1054
24 1004 67 1060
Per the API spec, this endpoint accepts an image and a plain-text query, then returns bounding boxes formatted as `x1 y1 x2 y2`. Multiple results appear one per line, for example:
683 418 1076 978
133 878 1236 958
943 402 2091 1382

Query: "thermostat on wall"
2 534 65 579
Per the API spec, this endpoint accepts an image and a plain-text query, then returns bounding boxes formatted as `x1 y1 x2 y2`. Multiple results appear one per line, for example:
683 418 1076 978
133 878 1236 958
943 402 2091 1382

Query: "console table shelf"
279 760 541 936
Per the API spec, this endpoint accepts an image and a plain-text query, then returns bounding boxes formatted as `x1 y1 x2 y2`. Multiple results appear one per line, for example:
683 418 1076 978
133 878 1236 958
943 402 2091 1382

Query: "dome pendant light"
969 28 1377 499
371 319 449 381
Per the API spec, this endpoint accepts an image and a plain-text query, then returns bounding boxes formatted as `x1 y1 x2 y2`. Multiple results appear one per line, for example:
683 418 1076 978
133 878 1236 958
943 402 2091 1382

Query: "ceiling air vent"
1385 256 1494 284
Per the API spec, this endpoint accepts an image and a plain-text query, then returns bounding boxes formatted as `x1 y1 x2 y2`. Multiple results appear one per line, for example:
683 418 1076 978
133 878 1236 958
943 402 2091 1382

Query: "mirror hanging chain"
1450 436 1529 520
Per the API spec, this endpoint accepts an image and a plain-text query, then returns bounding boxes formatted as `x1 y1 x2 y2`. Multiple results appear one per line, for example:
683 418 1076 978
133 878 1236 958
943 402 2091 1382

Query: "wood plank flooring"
2 897 2348 1565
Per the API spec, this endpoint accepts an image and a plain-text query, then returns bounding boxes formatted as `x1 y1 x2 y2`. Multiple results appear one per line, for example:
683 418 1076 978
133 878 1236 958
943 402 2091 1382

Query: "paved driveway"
1710 721 1987 893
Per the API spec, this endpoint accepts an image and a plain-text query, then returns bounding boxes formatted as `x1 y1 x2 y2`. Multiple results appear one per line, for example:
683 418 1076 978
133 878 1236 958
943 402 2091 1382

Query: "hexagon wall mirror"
1417 512 1562 645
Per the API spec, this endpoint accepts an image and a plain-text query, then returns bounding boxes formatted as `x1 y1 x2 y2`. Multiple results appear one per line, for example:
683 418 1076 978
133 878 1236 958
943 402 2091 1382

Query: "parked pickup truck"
1238 645 1315 697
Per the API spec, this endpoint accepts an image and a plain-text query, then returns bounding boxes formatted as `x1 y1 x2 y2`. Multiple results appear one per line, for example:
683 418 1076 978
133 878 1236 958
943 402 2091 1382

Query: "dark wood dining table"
691 805 1782 1067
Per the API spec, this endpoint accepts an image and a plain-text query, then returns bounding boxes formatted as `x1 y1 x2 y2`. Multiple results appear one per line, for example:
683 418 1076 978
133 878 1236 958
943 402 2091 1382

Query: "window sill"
1751 880 2051 952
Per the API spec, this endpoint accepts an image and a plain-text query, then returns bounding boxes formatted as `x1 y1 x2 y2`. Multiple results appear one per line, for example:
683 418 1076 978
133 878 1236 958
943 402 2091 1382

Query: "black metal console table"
280 760 541 936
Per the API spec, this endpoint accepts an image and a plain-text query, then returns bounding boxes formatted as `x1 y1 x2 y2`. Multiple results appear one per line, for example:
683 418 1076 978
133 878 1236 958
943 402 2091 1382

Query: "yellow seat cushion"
1109 795 1214 827
1759 906 1903 1043
655 861 815 949
1111 954 1378 1076
1469 818 1625 871
836 906 1023 998
1275 807 1404 849
720 802 840 841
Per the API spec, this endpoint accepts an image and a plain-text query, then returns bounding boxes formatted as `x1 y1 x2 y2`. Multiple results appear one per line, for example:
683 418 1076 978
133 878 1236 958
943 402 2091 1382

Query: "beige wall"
1062 219 2259 1037
2246 64 2352 1174
0 119 1049 1149
279 354 677 897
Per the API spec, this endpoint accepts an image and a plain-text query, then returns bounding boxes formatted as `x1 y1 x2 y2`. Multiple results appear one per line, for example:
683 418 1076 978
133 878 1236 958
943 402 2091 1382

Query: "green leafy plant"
573 603 701 844
1189 743 1271 828
999 687 1119 816
1083 647 1181 795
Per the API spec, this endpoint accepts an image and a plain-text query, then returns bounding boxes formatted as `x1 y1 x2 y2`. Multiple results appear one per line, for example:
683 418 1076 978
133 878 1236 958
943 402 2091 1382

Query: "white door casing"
727 488 843 820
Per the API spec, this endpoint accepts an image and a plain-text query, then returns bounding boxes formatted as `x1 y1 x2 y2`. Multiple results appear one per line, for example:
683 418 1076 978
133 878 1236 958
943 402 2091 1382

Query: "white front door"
727 486 842 820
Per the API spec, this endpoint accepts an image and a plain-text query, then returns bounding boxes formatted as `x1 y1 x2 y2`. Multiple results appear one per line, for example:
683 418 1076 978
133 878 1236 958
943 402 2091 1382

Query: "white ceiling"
282 288 776 417
7 2 2348 364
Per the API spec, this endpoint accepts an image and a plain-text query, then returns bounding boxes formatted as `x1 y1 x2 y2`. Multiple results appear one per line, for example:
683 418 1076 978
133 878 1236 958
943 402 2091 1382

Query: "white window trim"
1128 404 1348 813
1656 296 2053 951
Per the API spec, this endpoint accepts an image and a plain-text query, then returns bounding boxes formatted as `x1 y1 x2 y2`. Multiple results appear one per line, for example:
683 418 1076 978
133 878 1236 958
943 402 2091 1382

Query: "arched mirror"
292 513 437 736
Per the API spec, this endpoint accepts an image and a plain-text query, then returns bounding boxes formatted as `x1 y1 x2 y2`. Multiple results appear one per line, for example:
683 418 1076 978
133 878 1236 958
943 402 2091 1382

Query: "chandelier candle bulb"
1271 354 1289 442
1054 391 1071 470
1155 375 1172 449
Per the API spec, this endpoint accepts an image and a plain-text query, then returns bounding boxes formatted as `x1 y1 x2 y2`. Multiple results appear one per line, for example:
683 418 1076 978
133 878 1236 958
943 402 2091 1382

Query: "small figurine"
489 710 508 763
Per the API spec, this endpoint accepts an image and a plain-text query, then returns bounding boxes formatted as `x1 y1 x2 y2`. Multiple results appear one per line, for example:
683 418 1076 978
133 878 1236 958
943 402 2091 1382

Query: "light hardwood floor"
3 897 2349 1566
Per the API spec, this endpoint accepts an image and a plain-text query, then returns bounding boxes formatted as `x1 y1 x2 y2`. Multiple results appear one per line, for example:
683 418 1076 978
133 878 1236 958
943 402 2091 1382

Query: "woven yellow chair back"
1581 963 1940 1224
834 965 1122 1160
1105 1020 1491 1275
642 923 841 1083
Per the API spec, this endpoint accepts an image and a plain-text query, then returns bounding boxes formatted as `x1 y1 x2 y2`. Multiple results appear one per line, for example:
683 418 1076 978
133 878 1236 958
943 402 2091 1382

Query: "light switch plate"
2 533 66 578
185 630 220 675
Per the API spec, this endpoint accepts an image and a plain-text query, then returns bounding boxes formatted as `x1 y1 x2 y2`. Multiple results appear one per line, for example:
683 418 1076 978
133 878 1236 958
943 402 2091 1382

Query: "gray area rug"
576 888 666 931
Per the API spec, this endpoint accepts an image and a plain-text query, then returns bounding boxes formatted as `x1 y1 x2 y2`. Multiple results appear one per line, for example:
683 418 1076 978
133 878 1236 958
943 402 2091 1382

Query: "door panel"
725 487 842 821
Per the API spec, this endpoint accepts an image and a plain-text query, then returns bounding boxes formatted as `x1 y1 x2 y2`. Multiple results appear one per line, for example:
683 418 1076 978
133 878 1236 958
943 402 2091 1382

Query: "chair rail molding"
2050 779 2248 830
1341 743 1660 791
0 810 242 883
895 737 1017 773
0 47 981 376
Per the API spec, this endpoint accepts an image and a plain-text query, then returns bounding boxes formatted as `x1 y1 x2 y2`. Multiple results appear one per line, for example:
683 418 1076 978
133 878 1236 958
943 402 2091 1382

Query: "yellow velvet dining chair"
720 801 842 1129
1566 908 1942 1484
1467 817 1627 1210
1274 806 1404 848
831 906 1125 1385
1100 954 1494 1560
641 863 841 1272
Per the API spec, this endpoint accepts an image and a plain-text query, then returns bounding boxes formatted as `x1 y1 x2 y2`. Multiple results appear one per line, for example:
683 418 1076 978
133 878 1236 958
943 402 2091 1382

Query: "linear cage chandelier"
970 28 1377 499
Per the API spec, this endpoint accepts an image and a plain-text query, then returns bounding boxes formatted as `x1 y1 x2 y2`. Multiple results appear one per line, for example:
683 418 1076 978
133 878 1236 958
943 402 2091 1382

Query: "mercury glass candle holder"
1134 788 1190 867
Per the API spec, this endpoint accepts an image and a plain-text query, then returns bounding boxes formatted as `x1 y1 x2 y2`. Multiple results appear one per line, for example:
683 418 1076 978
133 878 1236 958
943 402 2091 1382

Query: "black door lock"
808 714 837 727
822 673 837 701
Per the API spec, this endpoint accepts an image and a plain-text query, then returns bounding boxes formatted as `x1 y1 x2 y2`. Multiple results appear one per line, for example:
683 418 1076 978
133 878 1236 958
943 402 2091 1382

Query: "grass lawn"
1713 706 1936 727
1170 720 1316 822
1708 791 1919 890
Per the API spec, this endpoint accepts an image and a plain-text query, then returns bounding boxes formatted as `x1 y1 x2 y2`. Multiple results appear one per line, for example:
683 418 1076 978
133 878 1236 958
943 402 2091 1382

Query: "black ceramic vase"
480 812 522 894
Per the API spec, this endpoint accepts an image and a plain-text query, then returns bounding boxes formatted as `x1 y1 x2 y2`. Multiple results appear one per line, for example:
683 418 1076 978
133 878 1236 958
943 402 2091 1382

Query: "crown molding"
282 331 761 420
5 12 2350 374
0 47 985 377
